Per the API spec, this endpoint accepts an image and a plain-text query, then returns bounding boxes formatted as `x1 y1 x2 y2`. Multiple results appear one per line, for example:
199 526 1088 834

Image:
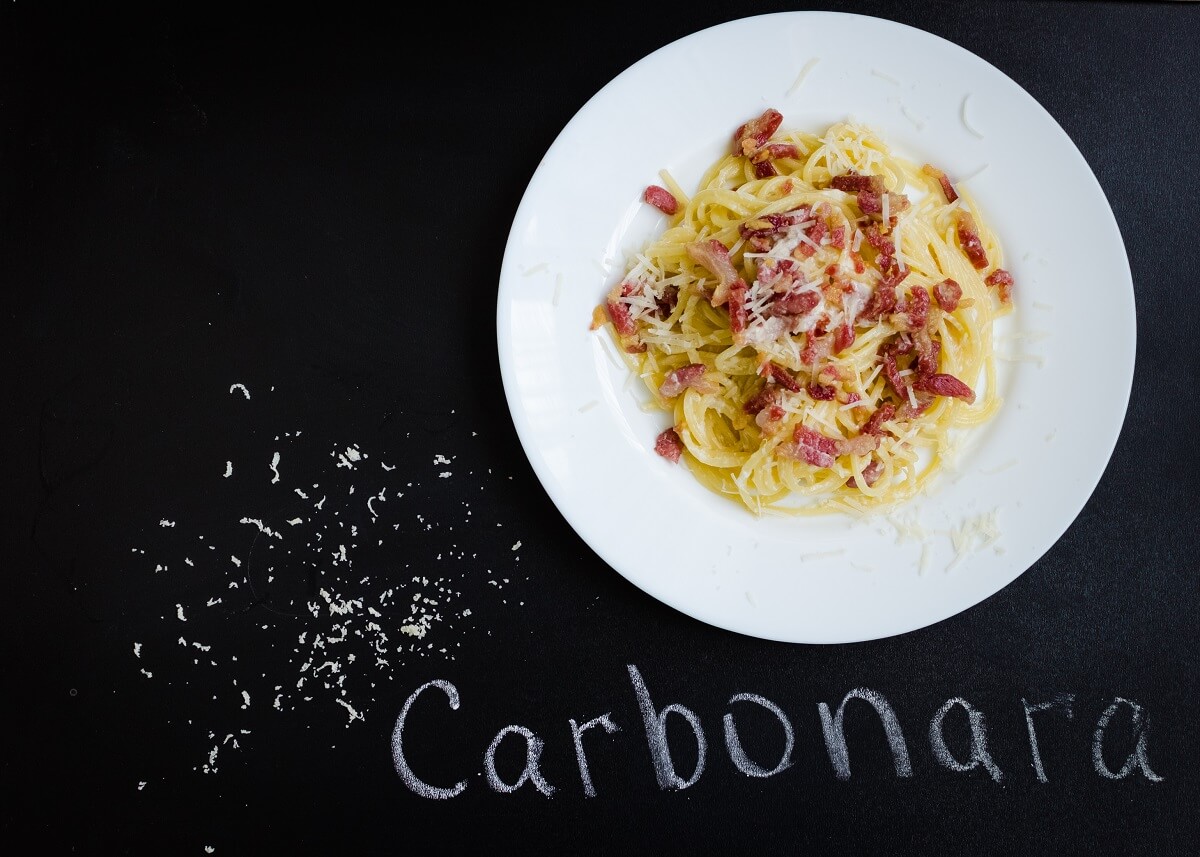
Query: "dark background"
3 1 1197 854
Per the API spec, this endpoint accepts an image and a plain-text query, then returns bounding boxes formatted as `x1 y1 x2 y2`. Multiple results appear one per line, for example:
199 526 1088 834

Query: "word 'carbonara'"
592 109 1015 516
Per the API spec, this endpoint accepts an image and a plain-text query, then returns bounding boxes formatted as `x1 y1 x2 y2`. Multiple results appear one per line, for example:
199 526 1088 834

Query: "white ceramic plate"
496 11 1135 644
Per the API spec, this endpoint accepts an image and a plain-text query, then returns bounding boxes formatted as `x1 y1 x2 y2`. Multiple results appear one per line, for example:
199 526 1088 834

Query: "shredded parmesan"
961 94 985 138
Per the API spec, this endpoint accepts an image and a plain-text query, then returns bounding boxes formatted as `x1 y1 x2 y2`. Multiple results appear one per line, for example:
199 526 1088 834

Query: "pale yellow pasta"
596 115 1013 516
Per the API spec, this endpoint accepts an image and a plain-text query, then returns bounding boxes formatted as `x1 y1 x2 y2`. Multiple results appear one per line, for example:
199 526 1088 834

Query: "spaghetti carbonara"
593 109 1015 516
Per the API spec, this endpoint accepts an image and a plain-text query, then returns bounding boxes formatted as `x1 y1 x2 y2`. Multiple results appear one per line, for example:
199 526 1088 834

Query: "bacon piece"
934 278 962 312
728 281 748 338
954 210 989 269
604 281 646 353
734 108 783 157
751 142 800 163
654 428 684 463
743 385 781 416
847 458 884 489
754 404 786 435
861 269 908 322
913 372 976 404
829 226 846 249
753 161 778 179
807 382 836 401
775 289 820 316
831 172 885 194
922 164 959 203
848 250 865 275
837 433 879 457
881 350 908 399
789 426 840 468
862 402 896 436
897 393 934 420
857 190 882 217
801 331 833 366
914 328 941 377
686 239 740 307
833 320 855 353
893 285 930 332
985 268 1014 302
760 360 802 393
643 184 678 215
656 285 679 318
659 363 709 399
740 210 807 241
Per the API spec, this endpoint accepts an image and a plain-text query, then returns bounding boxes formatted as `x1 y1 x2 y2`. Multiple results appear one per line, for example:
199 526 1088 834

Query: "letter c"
392 679 468 799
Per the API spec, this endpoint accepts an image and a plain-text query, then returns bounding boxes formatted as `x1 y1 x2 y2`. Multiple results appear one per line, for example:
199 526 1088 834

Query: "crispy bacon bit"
807 382 836 401
790 426 840 468
861 269 907 322
985 268 1014 302
898 392 933 420
734 108 784 156
837 433 879 457
857 190 882 216
834 320 855 353
801 331 833 366
847 459 884 488
913 372 976 404
914 328 941 377
775 289 820 316
686 239 740 307
760 361 802 393
743 385 781 416
955 210 989 269
654 428 684 463
881 350 908 399
643 184 678 215
751 142 800 163
728 281 748 338
604 281 646 352
830 172 885 194
922 163 959 203
934 278 962 312
756 404 787 434
740 210 807 241
656 285 679 318
829 226 846 249
659 363 709 399
848 250 865 275
753 161 778 179
893 285 929 332
862 402 896 436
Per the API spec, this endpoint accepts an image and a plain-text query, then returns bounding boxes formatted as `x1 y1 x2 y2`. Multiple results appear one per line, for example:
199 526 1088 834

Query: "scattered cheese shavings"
229 383 251 399
269 452 281 484
870 68 900 85
223 461 233 478
961 94 984 138
786 56 820 96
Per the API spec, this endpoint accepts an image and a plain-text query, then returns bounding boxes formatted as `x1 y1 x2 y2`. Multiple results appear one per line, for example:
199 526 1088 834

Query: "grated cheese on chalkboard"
130 389 529 777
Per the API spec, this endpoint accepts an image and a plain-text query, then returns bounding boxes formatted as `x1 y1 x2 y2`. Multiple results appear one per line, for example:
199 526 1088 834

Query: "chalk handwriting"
628 664 707 790
929 697 1003 781
723 693 794 778
391 667 1165 799
818 687 913 780
391 679 467 800
1023 694 1075 783
1092 697 1163 782
569 714 620 798
485 725 555 796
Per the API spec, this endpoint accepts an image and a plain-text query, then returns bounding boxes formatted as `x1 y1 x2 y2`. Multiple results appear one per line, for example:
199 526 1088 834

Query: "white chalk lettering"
818 688 912 780
569 713 621 798
485 726 555 796
929 697 1003 782
1092 697 1163 782
1022 693 1074 783
723 693 794 778
627 664 707 790
391 679 467 799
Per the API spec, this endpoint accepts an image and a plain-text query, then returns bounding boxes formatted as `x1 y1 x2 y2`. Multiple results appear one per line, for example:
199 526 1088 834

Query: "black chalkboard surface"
3 2 1197 854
